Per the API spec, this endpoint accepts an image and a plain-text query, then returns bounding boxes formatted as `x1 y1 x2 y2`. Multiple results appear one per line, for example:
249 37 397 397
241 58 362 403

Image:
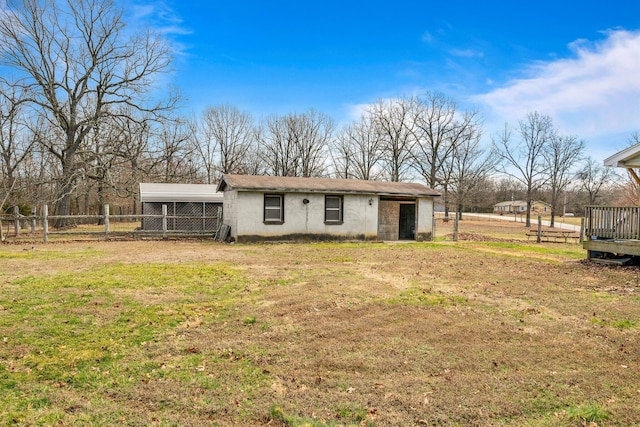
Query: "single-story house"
139 183 223 231
493 200 552 215
216 174 441 243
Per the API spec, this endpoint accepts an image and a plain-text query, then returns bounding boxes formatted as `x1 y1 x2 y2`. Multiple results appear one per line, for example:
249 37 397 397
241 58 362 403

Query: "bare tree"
448 126 497 219
410 92 483 217
111 116 154 213
492 112 554 227
493 177 526 205
331 126 354 179
148 117 197 183
188 115 216 185
411 92 482 188
0 84 37 207
543 134 585 227
332 115 384 180
80 110 155 214
295 110 334 177
0 0 175 225
368 97 416 182
258 110 333 177
240 143 268 176
576 157 609 205
192 104 255 183
258 115 297 177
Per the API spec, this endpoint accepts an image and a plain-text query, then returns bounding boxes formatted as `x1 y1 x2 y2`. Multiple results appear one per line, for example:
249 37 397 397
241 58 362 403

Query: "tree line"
0 0 631 227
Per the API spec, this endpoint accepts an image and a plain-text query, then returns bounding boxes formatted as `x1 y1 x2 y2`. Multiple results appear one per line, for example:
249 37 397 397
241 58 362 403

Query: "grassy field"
0 239 638 426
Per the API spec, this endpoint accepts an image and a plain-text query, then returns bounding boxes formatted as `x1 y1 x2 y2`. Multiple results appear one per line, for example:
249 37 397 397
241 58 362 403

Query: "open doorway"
398 203 416 240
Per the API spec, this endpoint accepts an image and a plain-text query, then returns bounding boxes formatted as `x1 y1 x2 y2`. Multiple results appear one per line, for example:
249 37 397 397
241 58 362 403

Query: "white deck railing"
585 206 640 240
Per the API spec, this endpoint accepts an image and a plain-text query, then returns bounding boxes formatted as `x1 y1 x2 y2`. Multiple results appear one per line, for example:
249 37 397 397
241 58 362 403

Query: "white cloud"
474 30 640 140
450 48 484 58
128 1 191 36
344 103 371 122
126 1 192 59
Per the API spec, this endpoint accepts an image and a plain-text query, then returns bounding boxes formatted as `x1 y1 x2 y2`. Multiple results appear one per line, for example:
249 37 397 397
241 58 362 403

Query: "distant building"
493 200 552 215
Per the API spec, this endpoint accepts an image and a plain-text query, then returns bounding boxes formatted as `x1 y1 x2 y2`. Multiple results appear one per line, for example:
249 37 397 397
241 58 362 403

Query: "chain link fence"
434 212 583 244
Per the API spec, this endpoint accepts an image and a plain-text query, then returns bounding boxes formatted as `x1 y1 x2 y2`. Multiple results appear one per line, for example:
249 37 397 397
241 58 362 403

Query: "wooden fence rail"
1 204 223 243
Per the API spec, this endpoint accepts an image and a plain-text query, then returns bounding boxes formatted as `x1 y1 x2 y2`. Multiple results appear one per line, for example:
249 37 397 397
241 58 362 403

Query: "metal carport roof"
139 183 223 203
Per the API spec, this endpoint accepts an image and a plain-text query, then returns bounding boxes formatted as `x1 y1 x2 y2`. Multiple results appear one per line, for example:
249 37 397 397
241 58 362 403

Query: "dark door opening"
398 204 416 240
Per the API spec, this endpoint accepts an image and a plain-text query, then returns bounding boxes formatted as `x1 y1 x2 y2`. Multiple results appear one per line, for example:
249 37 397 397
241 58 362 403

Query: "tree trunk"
97 183 105 225
443 184 449 219
54 149 77 228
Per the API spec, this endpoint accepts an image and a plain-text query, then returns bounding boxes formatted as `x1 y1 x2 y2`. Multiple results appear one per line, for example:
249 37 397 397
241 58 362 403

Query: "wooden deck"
583 206 640 258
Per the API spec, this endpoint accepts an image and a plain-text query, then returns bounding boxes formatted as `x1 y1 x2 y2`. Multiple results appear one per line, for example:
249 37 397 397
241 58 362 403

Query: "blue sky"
132 0 640 159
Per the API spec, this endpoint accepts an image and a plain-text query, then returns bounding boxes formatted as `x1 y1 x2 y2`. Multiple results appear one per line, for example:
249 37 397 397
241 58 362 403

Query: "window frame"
324 195 344 224
263 194 284 224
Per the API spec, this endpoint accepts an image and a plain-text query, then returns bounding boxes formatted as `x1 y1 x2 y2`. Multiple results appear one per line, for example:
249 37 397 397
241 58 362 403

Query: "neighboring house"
216 174 440 242
139 183 223 231
493 200 552 215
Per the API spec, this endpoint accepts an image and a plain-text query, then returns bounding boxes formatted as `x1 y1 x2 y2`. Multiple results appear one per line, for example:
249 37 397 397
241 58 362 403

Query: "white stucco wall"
223 189 436 242
416 197 435 241
222 190 238 237
227 191 379 241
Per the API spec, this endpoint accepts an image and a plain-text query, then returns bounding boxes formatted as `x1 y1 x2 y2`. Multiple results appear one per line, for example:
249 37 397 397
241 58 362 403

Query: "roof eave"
229 187 439 197
604 142 640 168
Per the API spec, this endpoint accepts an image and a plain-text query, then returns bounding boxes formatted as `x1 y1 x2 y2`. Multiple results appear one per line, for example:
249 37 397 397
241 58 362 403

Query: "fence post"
104 204 110 237
30 206 36 233
536 215 542 243
13 206 20 236
43 205 49 243
453 215 459 242
162 204 168 239
432 216 436 242
579 217 585 244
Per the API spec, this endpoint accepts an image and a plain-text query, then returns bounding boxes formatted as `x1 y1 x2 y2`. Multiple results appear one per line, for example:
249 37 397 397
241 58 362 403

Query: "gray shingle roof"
217 174 440 197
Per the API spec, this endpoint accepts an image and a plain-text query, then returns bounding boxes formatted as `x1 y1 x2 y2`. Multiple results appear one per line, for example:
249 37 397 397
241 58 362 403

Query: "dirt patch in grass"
1 240 639 426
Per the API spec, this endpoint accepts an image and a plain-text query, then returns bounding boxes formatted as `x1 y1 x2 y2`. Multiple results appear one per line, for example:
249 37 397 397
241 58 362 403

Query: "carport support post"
13 206 19 236
43 205 48 243
432 216 436 242
453 215 459 242
162 204 168 239
30 207 36 233
104 204 110 237
536 215 542 243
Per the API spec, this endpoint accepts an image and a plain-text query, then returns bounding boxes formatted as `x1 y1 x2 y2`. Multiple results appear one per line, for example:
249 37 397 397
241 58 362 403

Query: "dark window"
325 195 343 223
264 194 284 223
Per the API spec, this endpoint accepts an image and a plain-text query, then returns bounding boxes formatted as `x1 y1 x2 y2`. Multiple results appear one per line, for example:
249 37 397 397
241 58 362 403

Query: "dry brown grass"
1 240 639 426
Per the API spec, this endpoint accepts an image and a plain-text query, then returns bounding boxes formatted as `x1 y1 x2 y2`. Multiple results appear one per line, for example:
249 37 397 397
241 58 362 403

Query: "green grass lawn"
0 240 638 426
